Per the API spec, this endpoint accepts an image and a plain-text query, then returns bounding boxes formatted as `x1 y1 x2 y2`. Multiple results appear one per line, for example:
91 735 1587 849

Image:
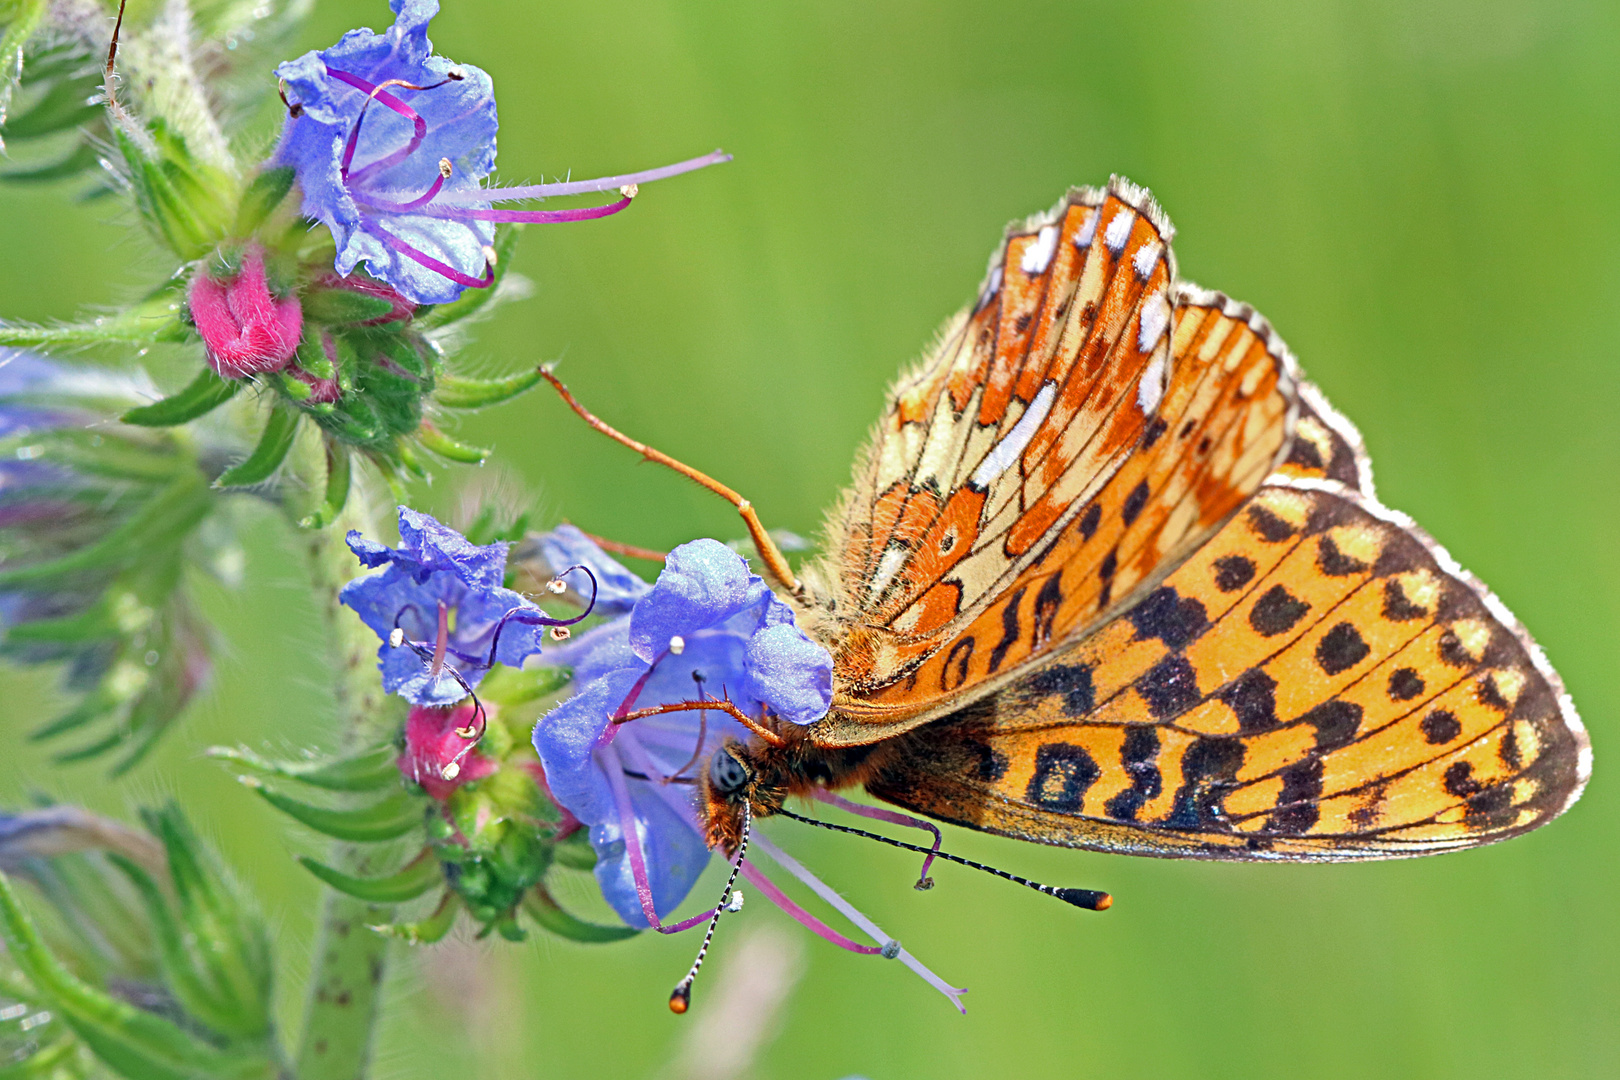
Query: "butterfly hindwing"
813 182 1298 744
864 474 1590 859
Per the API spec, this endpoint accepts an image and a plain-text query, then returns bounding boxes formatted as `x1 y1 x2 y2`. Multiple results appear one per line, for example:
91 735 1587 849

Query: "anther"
482 244 499 268
439 157 453 178
549 626 572 641
669 635 686 655
880 940 901 960
723 889 744 913
447 67 465 80
453 724 478 739
620 183 639 199
389 628 405 648
442 761 461 780
915 876 935 891
546 577 568 594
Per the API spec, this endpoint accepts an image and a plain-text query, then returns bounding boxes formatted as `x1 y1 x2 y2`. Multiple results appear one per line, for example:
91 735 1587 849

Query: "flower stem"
295 487 405 1080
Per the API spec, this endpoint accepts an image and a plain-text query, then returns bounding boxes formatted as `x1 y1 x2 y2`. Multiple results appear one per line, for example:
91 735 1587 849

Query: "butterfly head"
700 739 793 853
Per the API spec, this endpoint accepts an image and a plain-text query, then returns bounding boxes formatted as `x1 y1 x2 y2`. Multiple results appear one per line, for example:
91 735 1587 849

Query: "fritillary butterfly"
577 177 1592 867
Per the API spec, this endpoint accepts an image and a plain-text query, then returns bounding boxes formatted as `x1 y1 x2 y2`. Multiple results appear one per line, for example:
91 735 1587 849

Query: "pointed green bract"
246 783 423 843
214 407 300 488
209 743 398 793
297 852 441 904
523 886 638 944
434 367 544 409
415 421 490 463
122 367 241 426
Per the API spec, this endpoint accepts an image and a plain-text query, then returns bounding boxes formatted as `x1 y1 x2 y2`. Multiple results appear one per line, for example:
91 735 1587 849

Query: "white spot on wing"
1075 208 1099 248
971 381 1056 488
1138 351 1167 416
974 265 1004 313
1104 210 1134 253
1138 290 1170 354
869 545 908 599
1133 240 1162 280
1020 225 1059 276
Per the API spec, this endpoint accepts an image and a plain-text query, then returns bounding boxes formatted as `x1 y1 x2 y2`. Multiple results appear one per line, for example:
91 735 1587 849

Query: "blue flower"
273 0 730 303
340 507 575 705
532 536 832 928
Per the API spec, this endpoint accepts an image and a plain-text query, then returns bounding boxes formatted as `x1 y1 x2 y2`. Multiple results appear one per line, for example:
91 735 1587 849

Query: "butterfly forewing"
864 475 1590 859
814 182 1298 744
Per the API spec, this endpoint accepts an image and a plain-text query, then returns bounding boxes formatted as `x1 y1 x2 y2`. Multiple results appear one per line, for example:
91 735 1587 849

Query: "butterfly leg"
540 368 806 602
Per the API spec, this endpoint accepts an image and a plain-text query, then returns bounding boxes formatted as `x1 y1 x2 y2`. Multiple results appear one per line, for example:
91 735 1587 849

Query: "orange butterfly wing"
864 467 1591 858
810 179 1297 744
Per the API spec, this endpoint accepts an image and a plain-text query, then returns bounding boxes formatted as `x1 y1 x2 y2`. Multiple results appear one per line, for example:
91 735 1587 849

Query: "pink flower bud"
189 243 303 378
400 701 497 801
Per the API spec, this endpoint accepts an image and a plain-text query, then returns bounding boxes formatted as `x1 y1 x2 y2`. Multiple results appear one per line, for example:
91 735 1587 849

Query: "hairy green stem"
294 489 404 1080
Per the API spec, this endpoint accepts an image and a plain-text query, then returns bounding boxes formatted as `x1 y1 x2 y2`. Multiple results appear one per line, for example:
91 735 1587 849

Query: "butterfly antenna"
669 801 752 1014
539 368 805 603
777 807 1111 911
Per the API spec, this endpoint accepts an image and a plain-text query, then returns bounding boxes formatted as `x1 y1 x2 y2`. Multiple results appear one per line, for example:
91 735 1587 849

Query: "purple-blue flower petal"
531 524 649 616
742 622 833 725
628 540 755 663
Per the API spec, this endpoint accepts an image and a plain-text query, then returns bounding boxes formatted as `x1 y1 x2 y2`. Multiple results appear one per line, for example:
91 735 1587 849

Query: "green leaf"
0 474 212 588
233 165 295 235
415 421 489 464
433 367 544 409
1 73 97 140
297 851 440 903
207 743 397 793
0 873 271 1080
0 140 101 183
214 408 300 488
0 0 48 124
0 310 184 350
523 885 638 943
122 367 241 426
244 782 422 842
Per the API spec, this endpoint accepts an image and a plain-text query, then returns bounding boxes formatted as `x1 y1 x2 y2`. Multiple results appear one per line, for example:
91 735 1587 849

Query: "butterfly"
554 175 1591 876
661 175 1590 871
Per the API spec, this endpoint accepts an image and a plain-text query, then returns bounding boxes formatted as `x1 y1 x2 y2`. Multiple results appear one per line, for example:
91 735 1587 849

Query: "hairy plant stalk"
295 486 405 1080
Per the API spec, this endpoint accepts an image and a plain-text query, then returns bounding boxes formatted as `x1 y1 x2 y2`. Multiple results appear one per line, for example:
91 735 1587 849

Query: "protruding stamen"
669 635 686 655
389 627 406 648
482 243 499 268
362 222 496 289
431 149 731 205
620 183 639 199
429 600 450 678
546 577 569 594
549 626 571 641
811 789 942 889
438 158 453 178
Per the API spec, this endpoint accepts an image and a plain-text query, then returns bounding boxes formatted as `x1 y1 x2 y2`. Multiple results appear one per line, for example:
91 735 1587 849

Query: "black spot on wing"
1300 700 1362 752
1382 578 1429 621
1026 743 1100 812
1316 535 1369 576
1247 505 1297 543
1166 737 1244 829
1250 585 1310 637
987 585 1028 674
1031 572 1062 648
1219 668 1279 732
1137 654 1201 719
1104 726 1163 822
1444 760 1481 797
1142 416 1168 448
1214 555 1256 592
1122 481 1150 526
1130 587 1208 649
1421 709 1461 745
1388 667 1425 701
1267 757 1324 834
1099 548 1117 580
1024 663 1095 717
1078 502 1101 541
1315 622 1370 676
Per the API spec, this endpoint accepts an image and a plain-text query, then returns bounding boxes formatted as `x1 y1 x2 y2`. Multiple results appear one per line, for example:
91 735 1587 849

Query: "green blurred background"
3 0 1618 1076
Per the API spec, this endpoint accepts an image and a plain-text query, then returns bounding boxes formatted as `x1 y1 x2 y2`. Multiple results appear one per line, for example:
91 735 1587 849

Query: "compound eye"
708 751 749 795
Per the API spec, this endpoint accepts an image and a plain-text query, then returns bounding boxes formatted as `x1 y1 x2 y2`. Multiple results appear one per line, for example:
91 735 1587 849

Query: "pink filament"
429 600 449 678
737 861 882 955
431 149 732 204
599 740 715 934
327 67 428 181
811 788 942 883
361 223 494 289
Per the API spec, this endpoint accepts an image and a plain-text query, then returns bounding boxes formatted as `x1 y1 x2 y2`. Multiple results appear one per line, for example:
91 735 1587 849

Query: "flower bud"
188 242 303 378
